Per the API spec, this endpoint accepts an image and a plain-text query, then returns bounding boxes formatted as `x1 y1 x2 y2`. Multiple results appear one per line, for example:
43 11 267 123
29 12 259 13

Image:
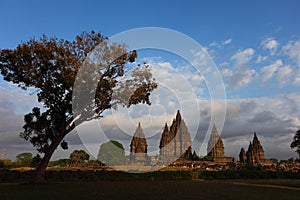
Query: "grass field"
0 179 299 200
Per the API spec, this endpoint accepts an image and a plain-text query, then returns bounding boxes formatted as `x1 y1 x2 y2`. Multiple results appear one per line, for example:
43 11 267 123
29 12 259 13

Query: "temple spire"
133 122 145 139
130 123 148 163
130 123 147 153
163 123 168 132
212 124 218 135
207 123 224 159
159 110 191 158
176 110 181 122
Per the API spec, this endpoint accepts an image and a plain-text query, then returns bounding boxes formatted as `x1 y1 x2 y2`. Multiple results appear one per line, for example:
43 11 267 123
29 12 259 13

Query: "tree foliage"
49 159 71 167
0 31 157 181
70 150 90 166
16 152 33 167
31 154 42 167
291 129 300 157
98 140 125 166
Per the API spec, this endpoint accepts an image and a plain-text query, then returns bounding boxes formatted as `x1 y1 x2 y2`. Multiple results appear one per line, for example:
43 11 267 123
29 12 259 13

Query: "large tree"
16 152 33 167
70 150 90 167
0 31 157 182
291 129 300 157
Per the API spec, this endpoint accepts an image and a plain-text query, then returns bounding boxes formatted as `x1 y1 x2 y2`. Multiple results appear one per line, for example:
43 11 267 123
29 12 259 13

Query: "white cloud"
209 38 232 49
259 59 283 83
261 37 280 55
209 41 219 47
283 39 300 66
0 91 40 160
277 65 293 87
220 67 232 77
256 55 268 63
231 67 256 89
191 48 213 70
230 48 255 66
222 49 257 89
221 65 256 89
222 38 232 45
294 68 300 86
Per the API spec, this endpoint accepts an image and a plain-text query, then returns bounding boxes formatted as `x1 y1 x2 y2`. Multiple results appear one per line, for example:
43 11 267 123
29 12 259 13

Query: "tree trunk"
33 134 65 183
33 119 76 183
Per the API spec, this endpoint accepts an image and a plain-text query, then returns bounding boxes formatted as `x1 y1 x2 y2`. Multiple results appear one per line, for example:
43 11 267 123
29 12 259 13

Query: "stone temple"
206 124 233 163
159 110 192 162
207 124 225 159
130 122 148 164
239 132 270 165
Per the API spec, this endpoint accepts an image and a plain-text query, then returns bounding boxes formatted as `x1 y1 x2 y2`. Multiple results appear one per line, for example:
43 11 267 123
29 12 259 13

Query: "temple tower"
246 132 265 165
159 110 192 160
207 124 225 159
130 123 148 163
239 148 247 163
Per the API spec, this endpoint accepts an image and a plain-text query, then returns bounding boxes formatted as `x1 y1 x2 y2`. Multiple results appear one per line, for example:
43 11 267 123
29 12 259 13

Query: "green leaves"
16 152 33 167
70 150 90 166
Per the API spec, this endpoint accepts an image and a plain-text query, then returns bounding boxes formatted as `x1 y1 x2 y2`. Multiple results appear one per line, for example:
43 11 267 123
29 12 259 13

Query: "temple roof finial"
211 124 219 136
213 123 217 130
176 110 181 118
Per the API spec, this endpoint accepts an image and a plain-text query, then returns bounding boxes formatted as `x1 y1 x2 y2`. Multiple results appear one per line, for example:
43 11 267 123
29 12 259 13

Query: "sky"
0 0 300 161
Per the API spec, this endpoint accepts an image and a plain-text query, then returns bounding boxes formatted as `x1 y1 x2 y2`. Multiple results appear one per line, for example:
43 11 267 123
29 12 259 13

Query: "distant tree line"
0 140 126 169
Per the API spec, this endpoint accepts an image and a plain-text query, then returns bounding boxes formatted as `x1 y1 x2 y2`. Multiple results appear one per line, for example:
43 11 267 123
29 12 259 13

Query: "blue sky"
1 0 299 48
1 0 300 160
1 0 300 97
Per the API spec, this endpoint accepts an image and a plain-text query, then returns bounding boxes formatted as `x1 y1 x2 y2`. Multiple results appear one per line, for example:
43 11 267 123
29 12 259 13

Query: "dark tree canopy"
0 31 157 182
31 154 42 168
291 129 300 157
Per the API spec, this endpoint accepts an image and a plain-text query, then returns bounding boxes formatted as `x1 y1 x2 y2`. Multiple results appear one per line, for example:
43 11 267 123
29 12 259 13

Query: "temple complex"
125 110 274 169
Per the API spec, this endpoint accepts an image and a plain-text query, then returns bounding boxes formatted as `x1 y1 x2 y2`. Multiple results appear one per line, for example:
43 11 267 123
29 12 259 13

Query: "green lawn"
0 180 299 200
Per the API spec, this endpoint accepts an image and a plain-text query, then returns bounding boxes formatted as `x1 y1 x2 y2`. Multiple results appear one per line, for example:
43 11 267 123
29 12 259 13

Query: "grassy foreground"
1 169 300 182
0 180 299 200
